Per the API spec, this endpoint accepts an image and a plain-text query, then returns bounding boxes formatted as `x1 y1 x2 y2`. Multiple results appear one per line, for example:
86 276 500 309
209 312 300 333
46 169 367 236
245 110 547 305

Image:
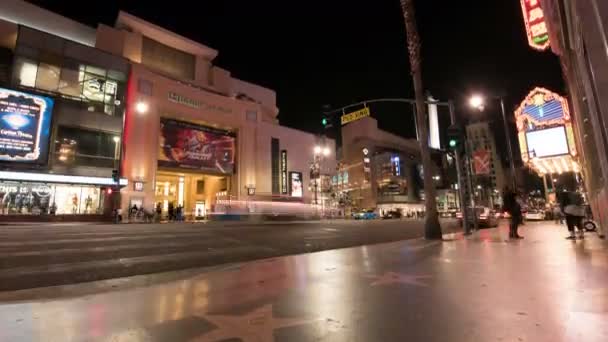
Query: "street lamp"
135 101 149 114
469 95 484 111
322 147 330 157
469 93 517 190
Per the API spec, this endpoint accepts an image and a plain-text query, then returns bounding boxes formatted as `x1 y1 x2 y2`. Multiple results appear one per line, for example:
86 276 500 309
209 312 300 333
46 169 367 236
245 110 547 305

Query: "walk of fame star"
194 304 320 341
366 271 432 287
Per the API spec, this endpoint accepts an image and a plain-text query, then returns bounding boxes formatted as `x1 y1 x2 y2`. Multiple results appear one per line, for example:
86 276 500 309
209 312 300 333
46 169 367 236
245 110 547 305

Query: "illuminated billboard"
0 87 54 164
289 171 303 198
515 87 576 162
158 119 236 174
520 0 550 51
515 88 580 175
525 126 569 158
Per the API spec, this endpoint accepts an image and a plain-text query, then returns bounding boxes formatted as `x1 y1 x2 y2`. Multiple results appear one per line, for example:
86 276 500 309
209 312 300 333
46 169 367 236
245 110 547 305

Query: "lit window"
14 58 38 87
35 63 61 91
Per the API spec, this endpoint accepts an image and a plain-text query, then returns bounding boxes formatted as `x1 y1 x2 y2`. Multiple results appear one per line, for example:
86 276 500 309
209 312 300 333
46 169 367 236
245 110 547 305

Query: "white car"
525 210 546 221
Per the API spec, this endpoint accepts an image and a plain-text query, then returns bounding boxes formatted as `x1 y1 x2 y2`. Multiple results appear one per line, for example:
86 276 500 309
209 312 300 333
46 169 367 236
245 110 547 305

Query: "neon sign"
520 0 550 51
515 87 576 164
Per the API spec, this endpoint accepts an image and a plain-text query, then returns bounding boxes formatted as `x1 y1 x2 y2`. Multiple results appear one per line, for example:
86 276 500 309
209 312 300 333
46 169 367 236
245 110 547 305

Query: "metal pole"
500 98 517 190
449 101 471 235
542 173 550 203
465 139 479 232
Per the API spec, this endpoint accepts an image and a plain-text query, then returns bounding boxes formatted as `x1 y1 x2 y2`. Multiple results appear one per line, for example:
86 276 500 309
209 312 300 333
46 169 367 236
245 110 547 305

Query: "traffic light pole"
448 102 471 235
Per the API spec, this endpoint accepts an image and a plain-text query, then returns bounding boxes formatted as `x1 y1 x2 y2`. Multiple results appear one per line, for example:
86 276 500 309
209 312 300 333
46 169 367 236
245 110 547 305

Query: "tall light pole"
469 94 517 190
400 0 442 239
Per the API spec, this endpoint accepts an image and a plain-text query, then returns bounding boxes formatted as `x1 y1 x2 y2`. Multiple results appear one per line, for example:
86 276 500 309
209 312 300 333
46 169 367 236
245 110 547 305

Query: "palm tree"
400 0 442 239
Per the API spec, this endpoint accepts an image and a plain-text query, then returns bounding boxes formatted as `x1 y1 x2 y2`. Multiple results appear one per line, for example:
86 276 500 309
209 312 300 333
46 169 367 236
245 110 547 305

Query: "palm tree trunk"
400 0 442 239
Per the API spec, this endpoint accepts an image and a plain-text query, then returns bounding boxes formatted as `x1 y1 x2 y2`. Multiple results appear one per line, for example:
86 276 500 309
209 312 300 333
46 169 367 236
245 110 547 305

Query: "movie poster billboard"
0 87 54 164
289 171 303 198
158 119 236 174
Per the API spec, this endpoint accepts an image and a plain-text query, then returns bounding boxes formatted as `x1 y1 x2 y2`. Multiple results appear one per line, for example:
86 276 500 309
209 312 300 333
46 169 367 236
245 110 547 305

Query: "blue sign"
0 88 54 164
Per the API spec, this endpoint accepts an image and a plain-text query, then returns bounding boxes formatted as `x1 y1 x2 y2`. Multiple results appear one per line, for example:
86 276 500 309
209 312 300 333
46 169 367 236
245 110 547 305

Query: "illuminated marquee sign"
520 0 550 51
515 87 579 175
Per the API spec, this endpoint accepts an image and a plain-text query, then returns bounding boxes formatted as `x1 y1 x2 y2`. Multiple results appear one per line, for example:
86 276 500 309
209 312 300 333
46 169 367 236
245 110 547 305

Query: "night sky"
29 0 564 148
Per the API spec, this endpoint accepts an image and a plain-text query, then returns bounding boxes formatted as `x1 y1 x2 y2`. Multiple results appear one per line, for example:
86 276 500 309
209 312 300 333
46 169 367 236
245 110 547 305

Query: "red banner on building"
473 149 491 175
520 0 550 51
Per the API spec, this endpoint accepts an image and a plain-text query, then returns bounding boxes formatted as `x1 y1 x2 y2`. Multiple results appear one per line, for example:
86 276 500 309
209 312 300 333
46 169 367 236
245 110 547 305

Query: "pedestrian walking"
558 190 586 240
503 187 523 239
168 202 175 222
155 202 162 222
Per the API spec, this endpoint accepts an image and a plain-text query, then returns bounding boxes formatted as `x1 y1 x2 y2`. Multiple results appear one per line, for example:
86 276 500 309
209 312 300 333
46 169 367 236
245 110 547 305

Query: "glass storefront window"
58 59 82 97
54 126 119 168
12 55 126 116
0 182 103 215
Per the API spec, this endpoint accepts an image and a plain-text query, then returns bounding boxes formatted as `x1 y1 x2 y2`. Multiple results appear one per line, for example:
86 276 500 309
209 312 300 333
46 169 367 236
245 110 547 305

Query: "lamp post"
469 94 517 190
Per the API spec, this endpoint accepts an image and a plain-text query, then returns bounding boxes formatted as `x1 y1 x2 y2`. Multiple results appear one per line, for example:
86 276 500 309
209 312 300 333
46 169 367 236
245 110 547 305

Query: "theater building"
95 12 335 217
0 4 128 219
0 2 335 220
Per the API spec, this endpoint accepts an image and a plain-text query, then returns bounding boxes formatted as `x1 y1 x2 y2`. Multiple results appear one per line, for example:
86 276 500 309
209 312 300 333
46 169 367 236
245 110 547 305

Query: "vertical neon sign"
520 0 550 51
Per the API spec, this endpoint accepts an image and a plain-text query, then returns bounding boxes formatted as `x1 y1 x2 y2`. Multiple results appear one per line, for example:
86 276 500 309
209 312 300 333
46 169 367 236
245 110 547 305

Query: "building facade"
337 116 443 217
94 12 336 217
0 2 336 220
0 10 129 219
540 0 608 232
465 121 505 208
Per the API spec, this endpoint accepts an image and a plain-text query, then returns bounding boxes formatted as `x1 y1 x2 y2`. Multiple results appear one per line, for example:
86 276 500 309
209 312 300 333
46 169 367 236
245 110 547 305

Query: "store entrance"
154 171 229 220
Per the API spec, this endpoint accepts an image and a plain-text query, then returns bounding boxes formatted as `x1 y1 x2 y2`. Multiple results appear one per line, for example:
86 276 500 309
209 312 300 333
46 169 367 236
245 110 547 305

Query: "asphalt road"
0 219 459 291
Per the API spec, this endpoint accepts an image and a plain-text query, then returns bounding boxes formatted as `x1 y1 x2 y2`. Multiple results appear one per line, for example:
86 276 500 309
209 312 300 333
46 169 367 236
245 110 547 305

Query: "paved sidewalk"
0 222 606 341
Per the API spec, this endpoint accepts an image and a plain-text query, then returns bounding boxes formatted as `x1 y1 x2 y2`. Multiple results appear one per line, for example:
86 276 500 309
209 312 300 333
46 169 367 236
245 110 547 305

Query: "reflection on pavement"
0 224 606 342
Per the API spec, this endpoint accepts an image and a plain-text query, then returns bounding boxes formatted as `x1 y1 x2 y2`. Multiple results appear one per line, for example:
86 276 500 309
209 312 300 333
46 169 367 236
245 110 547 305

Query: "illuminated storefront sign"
168 92 232 114
158 119 236 174
289 171 303 198
520 0 550 51
515 87 579 174
280 150 288 194
341 107 371 125
0 87 54 164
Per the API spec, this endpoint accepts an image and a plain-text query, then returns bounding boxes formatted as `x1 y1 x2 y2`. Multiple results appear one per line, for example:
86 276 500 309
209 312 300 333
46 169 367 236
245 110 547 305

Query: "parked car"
525 209 546 221
382 210 402 219
353 210 378 220
457 207 500 228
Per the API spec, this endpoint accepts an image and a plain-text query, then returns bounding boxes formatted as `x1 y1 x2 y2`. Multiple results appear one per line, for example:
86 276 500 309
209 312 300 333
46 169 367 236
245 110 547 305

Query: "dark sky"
29 0 564 144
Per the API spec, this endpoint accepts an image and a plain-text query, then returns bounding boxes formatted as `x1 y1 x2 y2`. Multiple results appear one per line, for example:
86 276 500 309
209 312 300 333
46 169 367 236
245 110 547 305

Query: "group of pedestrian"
503 186 591 240
165 202 185 222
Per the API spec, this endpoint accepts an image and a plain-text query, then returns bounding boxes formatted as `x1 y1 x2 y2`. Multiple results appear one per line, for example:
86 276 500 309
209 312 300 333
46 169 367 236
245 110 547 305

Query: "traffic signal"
112 169 119 183
321 116 333 129
446 124 464 152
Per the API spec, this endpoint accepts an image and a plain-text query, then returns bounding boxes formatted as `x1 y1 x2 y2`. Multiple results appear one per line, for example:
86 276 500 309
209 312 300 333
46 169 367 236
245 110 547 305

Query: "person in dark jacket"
503 188 523 239
558 190 586 239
